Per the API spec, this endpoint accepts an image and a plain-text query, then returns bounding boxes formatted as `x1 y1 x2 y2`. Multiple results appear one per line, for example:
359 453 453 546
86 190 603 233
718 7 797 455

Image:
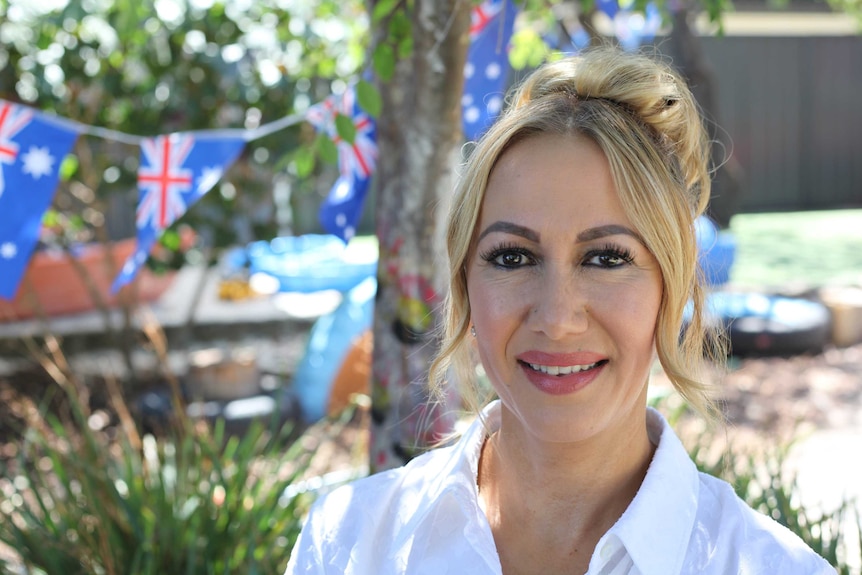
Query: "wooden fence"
697 34 862 212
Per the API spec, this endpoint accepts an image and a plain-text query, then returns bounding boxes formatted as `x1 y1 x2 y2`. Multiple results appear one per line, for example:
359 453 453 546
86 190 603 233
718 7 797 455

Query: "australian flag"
0 100 79 299
111 133 245 292
462 0 517 141
306 87 377 242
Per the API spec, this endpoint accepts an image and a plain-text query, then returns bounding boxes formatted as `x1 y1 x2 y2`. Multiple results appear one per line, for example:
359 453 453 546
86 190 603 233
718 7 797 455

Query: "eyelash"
479 242 534 268
479 242 635 269
584 243 636 267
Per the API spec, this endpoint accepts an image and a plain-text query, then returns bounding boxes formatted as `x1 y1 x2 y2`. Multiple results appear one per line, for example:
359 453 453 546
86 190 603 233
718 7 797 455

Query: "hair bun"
511 47 711 216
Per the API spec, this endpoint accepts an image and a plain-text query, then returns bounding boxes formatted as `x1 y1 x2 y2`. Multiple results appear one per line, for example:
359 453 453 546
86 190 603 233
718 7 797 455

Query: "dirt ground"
699 343 862 444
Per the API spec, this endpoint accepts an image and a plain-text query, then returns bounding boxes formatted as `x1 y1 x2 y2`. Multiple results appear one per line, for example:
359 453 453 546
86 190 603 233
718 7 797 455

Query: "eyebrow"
477 221 642 244
477 221 539 243
576 224 643 243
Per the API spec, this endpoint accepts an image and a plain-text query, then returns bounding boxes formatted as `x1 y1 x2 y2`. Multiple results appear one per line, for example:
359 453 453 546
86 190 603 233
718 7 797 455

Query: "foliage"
0 0 369 255
1 418 312 575
0 330 338 575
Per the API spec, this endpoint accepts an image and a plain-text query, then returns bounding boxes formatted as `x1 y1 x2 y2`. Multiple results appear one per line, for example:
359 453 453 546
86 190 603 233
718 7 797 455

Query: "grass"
728 208 862 289
0 327 330 575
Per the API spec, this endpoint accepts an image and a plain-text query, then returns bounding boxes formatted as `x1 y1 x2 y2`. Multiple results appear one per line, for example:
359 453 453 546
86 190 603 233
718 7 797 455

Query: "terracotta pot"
0 238 176 322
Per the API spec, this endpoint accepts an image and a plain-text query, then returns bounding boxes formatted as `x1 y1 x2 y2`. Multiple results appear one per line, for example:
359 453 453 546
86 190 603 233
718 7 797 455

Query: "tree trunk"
368 1 470 472
666 5 744 228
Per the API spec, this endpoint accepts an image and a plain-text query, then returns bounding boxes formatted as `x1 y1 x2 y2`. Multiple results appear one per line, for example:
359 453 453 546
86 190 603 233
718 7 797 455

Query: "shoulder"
285 405 497 575
312 443 456 534
687 472 835 574
285 443 461 574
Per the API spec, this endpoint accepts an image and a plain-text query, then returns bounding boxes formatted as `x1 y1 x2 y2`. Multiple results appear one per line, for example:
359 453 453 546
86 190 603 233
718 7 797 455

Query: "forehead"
476 133 631 236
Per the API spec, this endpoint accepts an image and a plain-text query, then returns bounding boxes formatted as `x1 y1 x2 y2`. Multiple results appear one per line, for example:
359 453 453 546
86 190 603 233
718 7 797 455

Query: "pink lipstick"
517 351 607 395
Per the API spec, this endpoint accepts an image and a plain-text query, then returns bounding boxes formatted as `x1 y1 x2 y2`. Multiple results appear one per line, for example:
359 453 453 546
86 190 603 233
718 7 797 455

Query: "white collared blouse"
285 401 835 574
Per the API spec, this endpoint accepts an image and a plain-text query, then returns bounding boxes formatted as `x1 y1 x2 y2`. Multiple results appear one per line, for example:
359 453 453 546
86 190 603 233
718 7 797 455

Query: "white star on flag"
1 242 17 259
197 166 223 193
21 146 55 179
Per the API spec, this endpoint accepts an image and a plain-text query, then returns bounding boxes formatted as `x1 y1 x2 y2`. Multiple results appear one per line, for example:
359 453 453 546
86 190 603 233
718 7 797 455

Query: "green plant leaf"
372 0 400 22
397 35 413 59
388 9 411 37
334 112 357 144
59 154 78 181
293 145 316 177
372 43 396 82
42 208 60 227
160 229 180 250
356 79 382 118
317 133 339 165
509 28 550 71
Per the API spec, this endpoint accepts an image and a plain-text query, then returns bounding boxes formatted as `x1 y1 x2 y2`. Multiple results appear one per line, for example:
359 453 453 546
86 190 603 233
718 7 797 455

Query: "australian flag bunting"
306 87 377 242
462 0 517 141
111 133 245 292
0 100 79 299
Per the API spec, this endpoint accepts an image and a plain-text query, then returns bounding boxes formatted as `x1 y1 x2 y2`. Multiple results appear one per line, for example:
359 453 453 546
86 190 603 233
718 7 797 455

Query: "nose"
526 266 589 340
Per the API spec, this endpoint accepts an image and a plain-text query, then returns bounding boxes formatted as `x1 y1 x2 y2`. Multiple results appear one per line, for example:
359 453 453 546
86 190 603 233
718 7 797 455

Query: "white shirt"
285 401 835 574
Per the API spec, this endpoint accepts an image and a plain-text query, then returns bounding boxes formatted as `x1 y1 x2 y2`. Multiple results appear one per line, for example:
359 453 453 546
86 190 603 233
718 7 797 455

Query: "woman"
286 47 833 574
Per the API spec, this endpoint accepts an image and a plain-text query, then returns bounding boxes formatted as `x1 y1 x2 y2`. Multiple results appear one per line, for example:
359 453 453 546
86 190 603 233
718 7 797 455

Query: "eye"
583 245 635 268
480 245 536 269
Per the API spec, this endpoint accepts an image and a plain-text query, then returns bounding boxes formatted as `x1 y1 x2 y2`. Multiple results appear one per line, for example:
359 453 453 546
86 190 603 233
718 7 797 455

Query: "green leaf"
356 79 382 118
317 133 339 165
372 43 396 82
371 0 400 22
59 154 78 181
508 28 550 71
388 10 411 37
160 229 180 250
293 145 316 178
42 209 60 227
334 112 357 144
397 35 413 60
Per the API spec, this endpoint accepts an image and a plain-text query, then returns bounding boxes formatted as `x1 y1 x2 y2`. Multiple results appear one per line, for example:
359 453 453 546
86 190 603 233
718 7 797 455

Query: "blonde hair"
430 46 725 420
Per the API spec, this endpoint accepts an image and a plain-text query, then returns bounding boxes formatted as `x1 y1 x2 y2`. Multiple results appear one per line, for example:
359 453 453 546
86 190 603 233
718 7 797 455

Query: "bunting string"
40 108 308 146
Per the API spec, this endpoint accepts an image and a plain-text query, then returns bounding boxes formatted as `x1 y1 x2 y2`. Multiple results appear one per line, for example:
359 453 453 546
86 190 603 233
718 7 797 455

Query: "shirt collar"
418 400 500 505
408 402 700 575
401 402 503 572
597 407 701 575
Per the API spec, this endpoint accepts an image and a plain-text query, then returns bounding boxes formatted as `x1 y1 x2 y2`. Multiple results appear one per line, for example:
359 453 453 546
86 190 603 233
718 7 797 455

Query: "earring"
470 325 476 337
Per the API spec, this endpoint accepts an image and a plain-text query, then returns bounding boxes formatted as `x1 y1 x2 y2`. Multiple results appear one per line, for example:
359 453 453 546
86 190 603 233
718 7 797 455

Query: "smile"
525 361 602 375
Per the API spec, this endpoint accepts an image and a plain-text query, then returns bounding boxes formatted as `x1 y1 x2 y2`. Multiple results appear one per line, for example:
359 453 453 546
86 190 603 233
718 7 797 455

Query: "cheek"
588 278 662 340
468 274 531 331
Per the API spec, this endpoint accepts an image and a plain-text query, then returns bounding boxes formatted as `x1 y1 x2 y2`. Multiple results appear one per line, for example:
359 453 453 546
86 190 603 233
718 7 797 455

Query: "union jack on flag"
462 0 517 141
111 132 245 292
306 87 377 241
306 88 377 180
470 0 505 39
0 99 78 299
136 134 195 231
0 101 34 199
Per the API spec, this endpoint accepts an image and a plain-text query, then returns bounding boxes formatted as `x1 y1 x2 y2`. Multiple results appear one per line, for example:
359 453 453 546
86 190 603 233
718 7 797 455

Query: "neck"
477 399 654 573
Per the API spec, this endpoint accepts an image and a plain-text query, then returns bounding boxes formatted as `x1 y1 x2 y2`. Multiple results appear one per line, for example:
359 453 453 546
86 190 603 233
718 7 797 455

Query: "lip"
517 350 606 366
517 351 607 396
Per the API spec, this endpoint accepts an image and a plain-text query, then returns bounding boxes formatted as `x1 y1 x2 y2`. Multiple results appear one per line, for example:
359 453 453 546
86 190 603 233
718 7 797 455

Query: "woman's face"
466 133 663 445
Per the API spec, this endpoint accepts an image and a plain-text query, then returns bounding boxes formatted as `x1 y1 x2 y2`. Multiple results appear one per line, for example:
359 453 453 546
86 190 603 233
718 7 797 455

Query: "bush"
0 367 324 574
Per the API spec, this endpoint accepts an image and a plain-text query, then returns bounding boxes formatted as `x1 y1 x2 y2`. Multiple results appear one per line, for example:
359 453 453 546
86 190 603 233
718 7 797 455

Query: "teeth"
527 361 599 375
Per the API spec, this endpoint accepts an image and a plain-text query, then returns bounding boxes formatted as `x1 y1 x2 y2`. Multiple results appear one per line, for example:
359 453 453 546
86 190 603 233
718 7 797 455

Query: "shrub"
0 366 324 574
